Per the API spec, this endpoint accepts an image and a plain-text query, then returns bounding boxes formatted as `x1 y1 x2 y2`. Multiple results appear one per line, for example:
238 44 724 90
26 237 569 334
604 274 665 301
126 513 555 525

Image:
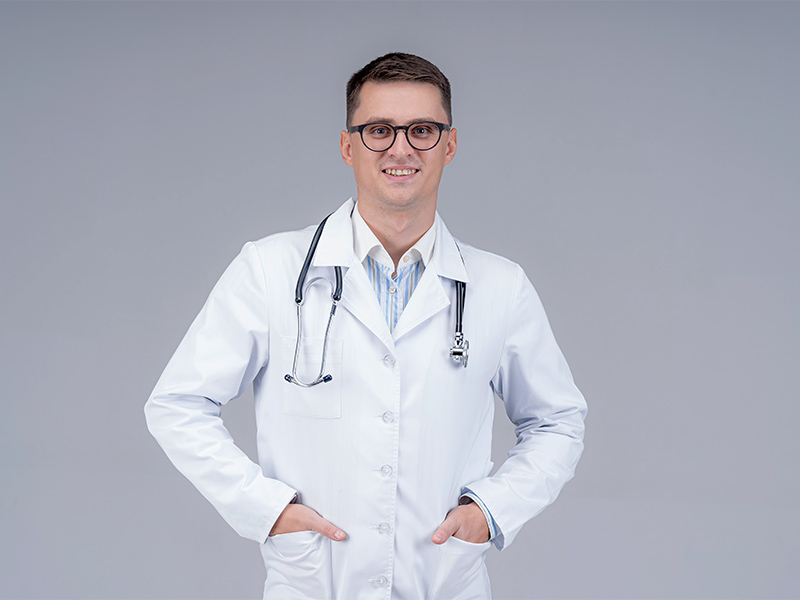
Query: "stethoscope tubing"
286 276 340 387
295 213 342 304
284 212 468 388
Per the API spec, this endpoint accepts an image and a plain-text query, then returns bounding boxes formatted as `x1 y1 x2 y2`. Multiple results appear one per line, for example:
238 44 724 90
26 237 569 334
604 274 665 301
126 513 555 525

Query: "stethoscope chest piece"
449 279 469 368
449 332 469 367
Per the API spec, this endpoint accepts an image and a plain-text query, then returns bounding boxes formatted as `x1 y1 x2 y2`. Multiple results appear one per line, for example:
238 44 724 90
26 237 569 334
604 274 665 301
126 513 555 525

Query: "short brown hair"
346 52 452 127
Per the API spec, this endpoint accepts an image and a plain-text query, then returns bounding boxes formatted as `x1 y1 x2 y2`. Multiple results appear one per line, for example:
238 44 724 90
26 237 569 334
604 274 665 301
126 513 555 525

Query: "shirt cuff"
460 489 500 541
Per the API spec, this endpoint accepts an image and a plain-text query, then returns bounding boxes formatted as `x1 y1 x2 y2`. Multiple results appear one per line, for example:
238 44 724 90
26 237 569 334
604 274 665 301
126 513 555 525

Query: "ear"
443 127 457 165
340 130 354 166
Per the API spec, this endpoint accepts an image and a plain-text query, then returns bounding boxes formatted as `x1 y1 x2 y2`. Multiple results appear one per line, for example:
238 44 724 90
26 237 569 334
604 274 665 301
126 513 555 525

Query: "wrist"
459 491 497 541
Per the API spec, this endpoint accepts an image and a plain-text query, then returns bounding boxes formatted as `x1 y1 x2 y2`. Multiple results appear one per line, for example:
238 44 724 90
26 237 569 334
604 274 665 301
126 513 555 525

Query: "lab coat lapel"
340 266 395 352
310 198 394 351
392 214 470 342
391 263 449 341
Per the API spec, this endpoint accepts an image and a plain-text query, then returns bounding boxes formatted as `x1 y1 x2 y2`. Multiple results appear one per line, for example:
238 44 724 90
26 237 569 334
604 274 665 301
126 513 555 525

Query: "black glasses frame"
347 121 451 152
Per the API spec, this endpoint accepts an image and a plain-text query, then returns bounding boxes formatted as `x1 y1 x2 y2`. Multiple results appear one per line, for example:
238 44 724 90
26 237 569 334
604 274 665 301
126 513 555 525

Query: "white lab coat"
145 198 586 600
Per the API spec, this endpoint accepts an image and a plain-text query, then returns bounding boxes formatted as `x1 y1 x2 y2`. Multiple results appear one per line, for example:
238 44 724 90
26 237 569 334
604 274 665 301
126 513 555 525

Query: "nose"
387 127 414 156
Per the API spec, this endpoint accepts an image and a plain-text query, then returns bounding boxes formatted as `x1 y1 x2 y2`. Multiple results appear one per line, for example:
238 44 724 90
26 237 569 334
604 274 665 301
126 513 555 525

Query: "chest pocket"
280 335 343 418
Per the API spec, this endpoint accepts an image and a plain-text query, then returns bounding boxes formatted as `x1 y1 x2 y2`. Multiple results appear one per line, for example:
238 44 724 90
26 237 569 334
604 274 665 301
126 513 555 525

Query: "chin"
380 195 422 211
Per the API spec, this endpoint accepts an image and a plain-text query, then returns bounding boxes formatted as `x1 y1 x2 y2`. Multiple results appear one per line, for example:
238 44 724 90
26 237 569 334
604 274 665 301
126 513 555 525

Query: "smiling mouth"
383 168 419 176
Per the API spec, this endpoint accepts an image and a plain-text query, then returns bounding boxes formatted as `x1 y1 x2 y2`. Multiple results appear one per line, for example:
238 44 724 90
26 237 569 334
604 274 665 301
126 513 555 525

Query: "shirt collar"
312 198 468 284
352 201 436 272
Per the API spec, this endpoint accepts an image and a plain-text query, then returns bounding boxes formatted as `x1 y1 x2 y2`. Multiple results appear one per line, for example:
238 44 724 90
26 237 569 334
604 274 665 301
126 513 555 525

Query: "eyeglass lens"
361 123 443 152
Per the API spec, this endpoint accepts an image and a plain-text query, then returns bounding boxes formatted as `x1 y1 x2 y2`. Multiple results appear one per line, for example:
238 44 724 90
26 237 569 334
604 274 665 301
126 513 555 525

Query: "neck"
357 200 435 268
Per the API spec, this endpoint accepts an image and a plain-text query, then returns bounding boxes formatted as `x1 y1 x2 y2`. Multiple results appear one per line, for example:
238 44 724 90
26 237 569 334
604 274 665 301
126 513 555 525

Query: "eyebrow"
360 117 443 125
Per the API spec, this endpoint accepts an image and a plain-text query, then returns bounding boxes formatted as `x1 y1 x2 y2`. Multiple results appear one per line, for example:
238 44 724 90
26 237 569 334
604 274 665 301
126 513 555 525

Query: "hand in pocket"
431 499 490 545
270 502 347 542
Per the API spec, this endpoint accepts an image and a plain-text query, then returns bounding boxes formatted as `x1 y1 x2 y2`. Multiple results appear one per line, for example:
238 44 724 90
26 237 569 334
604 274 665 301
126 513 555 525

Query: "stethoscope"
284 213 469 388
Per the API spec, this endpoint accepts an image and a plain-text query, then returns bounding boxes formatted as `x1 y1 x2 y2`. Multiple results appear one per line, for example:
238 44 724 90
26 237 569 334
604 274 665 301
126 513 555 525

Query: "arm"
144 242 296 542
464 265 587 550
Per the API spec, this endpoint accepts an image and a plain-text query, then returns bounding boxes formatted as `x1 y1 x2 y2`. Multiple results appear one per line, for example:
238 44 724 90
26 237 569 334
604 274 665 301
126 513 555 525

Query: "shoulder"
246 198 355 259
249 226 316 253
241 226 317 267
454 238 524 290
210 227 318 292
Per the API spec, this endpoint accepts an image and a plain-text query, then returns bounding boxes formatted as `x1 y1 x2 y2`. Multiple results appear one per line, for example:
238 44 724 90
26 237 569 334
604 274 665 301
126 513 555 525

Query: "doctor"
145 53 587 599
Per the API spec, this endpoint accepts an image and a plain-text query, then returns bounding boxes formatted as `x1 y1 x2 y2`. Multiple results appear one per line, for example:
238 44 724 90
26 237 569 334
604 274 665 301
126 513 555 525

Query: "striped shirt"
351 204 435 333
363 255 424 332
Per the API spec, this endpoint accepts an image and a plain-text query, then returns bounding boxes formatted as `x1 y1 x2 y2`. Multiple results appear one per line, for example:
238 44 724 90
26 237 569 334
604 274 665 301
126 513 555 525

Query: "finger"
270 503 346 541
308 511 347 542
431 513 459 545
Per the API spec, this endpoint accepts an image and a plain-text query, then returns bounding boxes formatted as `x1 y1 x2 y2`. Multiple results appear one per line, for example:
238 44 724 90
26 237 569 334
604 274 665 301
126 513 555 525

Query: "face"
340 81 457 216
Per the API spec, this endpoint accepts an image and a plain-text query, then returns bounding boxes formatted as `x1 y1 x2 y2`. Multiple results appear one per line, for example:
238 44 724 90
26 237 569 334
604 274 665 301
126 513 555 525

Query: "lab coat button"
378 522 391 534
382 411 396 423
383 354 396 366
373 575 389 587
380 464 393 477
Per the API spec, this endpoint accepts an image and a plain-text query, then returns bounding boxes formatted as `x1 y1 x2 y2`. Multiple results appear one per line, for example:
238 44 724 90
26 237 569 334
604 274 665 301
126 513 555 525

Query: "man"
146 53 586 599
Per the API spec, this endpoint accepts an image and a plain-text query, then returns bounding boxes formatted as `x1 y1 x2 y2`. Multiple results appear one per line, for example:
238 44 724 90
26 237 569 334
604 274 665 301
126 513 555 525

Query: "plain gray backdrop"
1 1 798 599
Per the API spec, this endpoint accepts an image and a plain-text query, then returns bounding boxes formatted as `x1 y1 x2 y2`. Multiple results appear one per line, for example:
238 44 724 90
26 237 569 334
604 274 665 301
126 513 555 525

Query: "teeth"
385 169 417 176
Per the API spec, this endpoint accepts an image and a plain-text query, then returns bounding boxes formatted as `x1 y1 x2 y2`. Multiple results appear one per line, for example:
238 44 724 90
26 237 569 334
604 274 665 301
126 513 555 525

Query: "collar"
312 198 469 283
352 201 436 272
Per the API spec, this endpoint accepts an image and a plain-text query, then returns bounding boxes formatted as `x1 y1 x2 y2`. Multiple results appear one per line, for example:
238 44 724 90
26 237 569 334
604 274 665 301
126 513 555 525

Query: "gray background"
1 1 798 598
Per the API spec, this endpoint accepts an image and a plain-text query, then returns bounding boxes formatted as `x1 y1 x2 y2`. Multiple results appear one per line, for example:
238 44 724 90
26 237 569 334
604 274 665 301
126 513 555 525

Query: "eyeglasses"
347 121 451 152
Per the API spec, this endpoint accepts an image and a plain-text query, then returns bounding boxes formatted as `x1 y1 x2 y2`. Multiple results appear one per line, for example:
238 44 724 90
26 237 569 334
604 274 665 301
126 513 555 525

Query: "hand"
269 502 347 541
431 499 490 545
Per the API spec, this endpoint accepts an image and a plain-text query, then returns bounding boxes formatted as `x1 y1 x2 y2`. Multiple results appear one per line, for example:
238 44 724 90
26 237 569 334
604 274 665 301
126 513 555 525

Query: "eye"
409 123 436 138
365 124 392 137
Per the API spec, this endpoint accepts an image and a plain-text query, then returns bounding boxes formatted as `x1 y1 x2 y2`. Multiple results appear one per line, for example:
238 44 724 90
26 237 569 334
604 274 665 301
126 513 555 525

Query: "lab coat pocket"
281 336 343 418
428 537 492 600
261 531 333 599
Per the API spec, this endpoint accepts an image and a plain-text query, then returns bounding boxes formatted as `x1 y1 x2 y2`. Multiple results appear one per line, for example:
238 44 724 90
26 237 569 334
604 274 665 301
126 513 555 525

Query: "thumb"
309 512 347 542
431 513 459 545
